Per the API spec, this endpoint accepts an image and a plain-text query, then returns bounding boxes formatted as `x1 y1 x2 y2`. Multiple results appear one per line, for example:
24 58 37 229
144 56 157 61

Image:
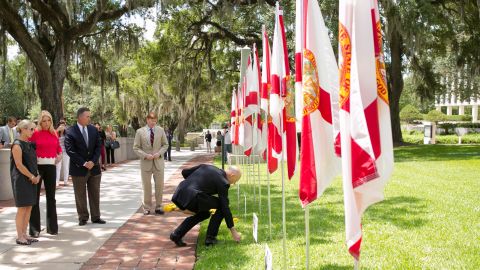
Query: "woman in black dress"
11 120 40 245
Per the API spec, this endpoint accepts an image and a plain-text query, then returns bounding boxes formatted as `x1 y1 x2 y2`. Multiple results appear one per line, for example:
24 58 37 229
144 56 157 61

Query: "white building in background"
435 93 479 123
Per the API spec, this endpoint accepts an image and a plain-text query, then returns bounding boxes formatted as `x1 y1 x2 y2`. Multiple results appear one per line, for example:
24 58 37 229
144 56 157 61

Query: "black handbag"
111 140 120 149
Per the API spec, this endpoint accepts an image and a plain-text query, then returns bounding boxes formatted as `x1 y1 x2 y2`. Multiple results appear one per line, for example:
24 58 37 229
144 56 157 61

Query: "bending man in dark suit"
65 107 106 226
170 164 242 247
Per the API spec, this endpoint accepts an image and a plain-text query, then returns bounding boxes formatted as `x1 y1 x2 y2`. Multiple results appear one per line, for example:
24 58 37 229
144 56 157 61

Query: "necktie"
150 128 154 146
82 126 88 145
9 128 14 142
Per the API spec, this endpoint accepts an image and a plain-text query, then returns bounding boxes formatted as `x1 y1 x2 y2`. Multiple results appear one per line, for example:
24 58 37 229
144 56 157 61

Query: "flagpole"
280 106 287 270
252 113 255 208
244 193 247 219
248 155 257 211
281 157 287 270
267 158 272 239
266 111 272 240
305 204 310 270
258 153 261 215
237 153 241 214
354 259 360 270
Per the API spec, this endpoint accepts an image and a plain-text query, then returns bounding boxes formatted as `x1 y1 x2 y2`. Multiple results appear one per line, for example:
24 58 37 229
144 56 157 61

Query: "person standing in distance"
65 107 106 226
133 112 168 215
0 116 18 148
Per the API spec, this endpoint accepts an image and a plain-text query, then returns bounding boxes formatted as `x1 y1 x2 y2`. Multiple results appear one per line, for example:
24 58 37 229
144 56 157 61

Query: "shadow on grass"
366 195 429 228
394 145 480 162
195 181 347 269
196 160 433 268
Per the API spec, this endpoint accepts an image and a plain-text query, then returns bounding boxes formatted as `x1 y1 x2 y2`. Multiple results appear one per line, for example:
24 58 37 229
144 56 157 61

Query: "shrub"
435 135 458 144
400 105 423 123
460 134 480 144
424 110 447 123
438 122 480 132
445 115 472 121
402 133 424 144
455 123 480 129
408 130 423 135
401 132 480 145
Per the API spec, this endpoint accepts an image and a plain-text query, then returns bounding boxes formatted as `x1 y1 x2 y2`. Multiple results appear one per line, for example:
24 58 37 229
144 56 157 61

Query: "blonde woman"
105 125 117 165
11 120 40 245
29 111 62 237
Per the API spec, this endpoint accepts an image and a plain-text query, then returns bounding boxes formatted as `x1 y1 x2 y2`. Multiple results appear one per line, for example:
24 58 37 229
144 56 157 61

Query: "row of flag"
230 0 394 260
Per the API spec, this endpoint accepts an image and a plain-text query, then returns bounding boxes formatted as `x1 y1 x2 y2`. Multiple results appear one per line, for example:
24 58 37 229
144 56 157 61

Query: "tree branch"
98 6 130 22
49 0 71 26
67 8 102 38
78 26 113 38
226 0 276 6
0 0 50 79
69 1 156 39
206 21 260 45
27 0 65 33
31 12 54 57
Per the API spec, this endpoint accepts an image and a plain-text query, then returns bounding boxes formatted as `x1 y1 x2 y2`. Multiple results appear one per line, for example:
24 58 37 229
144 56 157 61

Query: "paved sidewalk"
81 154 214 270
0 150 214 270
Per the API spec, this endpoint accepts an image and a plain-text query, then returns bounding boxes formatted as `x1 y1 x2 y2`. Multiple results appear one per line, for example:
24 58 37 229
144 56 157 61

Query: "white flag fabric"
252 44 265 155
299 0 341 206
238 79 246 150
270 3 288 161
243 55 254 156
260 26 271 160
338 0 394 259
295 0 304 132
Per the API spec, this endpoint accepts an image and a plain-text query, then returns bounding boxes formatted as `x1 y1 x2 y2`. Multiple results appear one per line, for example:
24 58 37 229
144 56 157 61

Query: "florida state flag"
270 3 286 164
242 55 254 156
299 0 341 206
338 0 394 260
271 2 297 179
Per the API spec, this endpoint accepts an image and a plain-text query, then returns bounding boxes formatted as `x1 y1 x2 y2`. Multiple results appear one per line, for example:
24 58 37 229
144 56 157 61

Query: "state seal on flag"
285 81 296 122
339 23 352 109
302 49 320 116
376 58 389 104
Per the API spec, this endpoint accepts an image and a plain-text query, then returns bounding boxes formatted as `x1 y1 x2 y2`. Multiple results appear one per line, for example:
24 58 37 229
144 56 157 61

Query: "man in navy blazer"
171 164 242 247
65 107 106 226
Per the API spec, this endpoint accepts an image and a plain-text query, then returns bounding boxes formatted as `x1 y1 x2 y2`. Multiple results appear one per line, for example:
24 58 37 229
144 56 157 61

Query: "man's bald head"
225 166 242 185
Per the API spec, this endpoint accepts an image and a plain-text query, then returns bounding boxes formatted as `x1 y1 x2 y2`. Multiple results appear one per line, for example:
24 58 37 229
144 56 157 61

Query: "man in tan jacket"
133 112 168 215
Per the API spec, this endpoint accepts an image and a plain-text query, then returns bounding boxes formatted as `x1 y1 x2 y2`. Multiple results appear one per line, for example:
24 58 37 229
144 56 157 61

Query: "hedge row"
402 133 480 144
438 122 480 129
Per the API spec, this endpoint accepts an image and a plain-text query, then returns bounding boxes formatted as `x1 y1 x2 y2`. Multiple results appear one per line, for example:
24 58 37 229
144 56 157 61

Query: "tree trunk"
131 116 141 130
387 25 404 144
1 29 6 82
39 41 69 124
177 118 186 144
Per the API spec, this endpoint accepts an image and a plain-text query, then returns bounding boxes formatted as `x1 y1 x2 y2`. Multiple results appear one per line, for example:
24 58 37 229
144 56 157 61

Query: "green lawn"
194 145 480 269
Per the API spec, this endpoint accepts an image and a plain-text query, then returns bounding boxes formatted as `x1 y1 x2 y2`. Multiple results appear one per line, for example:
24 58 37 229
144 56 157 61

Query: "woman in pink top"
29 110 62 237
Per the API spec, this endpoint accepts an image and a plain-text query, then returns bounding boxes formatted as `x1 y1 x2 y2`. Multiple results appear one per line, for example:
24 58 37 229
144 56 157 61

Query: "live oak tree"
0 0 156 123
2 0 477 143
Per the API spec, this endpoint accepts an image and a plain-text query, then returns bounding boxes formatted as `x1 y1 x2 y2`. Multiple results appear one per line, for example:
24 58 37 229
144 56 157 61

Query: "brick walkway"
80 154 214 270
